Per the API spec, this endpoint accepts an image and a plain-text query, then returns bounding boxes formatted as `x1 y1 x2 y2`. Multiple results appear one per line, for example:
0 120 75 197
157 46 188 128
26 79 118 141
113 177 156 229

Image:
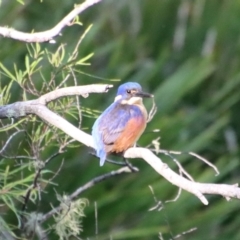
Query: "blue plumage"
92 82 152 166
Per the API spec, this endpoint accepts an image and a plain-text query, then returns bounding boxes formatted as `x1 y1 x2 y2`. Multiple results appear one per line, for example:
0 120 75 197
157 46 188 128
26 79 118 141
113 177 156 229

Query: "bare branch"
21 163 43 214
38 84 113 104
33 105 94 147
189 151 219 175
147 97 157 123
124 147 240 205
0 130 24 154
150 147 219 176
124 148 208 205
148 185 163 211
173 227 197 239
0 84 112 148
0 0 103 43
0 84 112 117
40 166 133 223
2 84 240 207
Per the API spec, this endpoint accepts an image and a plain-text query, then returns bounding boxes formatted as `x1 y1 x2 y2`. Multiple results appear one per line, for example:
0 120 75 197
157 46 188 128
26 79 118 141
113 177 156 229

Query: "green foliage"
0 14 98 238
0 159 47 228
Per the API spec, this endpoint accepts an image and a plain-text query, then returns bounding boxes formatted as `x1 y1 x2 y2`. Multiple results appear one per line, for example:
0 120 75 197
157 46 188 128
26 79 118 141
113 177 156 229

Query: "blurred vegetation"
1 0 240 239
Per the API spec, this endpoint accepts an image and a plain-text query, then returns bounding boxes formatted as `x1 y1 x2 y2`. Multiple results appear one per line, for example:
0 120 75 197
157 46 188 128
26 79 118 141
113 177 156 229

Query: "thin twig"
48 158 65 184
21 163 42 213
21 150 64 229
165 187 182 204
147 97 157 123
148 185 163 211
0 130 25 154
189 151 219 175
56 74 71 89
173 227 197 239
40 166 133 223
150 147 219 176
163 152 195 182
45 152 62 165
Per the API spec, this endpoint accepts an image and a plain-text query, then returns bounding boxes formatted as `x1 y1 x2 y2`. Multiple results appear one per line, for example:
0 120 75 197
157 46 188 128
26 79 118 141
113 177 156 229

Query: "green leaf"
154 58 215 113
0 63 16 81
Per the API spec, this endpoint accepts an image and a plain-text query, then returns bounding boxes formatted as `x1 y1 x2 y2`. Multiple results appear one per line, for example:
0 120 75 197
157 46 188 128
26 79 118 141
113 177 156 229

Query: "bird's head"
114 82 153 105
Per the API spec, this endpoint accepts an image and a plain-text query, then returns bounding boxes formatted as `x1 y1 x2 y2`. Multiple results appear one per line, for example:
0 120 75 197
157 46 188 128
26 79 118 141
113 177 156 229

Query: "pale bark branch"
0 0 103 43
1 84 240 205
38 85 106 104
124 148 240 205
0 84 112 147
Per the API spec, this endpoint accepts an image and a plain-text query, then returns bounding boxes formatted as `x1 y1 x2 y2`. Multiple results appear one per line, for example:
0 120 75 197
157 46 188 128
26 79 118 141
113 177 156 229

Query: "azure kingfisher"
92 82 153 166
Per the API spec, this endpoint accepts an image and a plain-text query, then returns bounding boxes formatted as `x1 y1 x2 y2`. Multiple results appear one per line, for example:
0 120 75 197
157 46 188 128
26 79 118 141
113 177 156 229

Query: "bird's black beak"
135 91 153 98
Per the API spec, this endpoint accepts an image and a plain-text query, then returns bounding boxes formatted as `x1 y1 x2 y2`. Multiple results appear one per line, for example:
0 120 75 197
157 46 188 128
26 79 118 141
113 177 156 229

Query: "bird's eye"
126 89 131 94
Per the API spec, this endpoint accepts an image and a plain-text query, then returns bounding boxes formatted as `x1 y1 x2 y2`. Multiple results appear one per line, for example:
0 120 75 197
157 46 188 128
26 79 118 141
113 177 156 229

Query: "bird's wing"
99 104 132 145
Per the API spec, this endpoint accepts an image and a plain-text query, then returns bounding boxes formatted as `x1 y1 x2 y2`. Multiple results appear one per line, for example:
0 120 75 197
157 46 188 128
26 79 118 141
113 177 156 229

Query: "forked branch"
1 84 240 205
0 0 103 43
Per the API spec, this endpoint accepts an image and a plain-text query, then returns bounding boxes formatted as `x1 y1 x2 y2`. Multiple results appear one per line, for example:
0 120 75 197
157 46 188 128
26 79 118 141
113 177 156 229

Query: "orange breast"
109 117 146 153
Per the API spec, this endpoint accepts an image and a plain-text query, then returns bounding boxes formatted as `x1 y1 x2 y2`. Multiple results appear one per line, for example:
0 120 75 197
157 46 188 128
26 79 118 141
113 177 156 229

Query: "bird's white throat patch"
121 97 142 105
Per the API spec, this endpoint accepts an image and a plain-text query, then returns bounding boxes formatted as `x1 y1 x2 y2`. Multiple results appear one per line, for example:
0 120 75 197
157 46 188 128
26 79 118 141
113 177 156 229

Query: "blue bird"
92 82 153 166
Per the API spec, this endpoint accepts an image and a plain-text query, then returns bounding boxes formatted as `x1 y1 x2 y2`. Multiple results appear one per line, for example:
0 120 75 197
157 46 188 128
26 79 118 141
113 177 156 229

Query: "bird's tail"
98 150 106 166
